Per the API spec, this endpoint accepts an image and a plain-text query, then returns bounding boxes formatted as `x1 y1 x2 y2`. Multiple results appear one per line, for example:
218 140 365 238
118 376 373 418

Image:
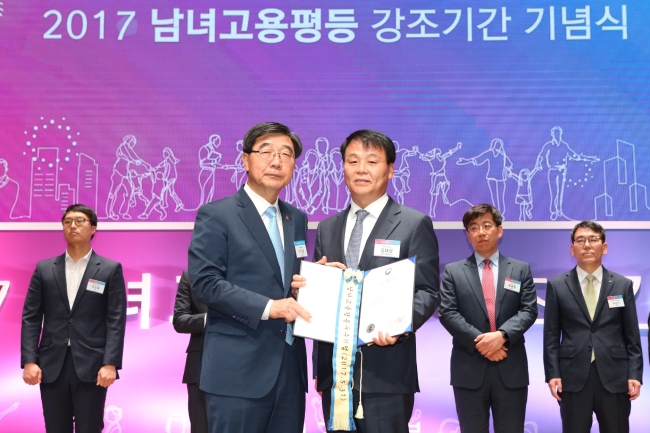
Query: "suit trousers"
321 389 414 433
187 383 208 433
205 341 305 433
453 362 528 433
39 347 107 433
559 362 631 433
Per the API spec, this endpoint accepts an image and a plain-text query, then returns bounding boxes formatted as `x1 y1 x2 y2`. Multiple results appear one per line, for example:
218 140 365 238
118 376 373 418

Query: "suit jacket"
173 270 207 384
21 251 127 383
314 197 440 394
439 253 537 390
188 188 308 399
543 267 643 393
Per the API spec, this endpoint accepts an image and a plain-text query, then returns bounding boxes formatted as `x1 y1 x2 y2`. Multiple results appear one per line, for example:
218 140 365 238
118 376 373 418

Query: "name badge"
294 240 308 258
86 279 106 294
504 278 521 293
374 240 400 258
607 295 624 308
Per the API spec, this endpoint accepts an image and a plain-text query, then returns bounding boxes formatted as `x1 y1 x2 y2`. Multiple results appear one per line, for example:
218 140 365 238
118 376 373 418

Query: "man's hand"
97 364 117 388
314 377 322 396
548 378 562 401
474 331 506 357
23 362 42 385
291 256 347 297
270 298 311 323
628 379 642 401
369 331 398 347
485 347 508 362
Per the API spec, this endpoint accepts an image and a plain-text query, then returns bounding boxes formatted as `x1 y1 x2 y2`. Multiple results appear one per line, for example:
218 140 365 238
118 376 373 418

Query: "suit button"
591 329 595 333
587 346 592 351
244 320 249 325
69 318 74 323
280 329 285 334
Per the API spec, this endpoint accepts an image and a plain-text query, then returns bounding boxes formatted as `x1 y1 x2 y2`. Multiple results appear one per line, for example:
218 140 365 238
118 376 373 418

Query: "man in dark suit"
439 204 537 433
544 220 643 433
297 129 440 432
189 122 310 433
21 204 127 433
173 270 208 433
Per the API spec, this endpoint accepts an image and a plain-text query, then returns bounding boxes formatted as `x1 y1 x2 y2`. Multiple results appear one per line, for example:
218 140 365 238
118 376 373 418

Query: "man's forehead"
469 214 495 225
347 142 386 158
64 211 87 219
254 134 293 149
574 227 599 236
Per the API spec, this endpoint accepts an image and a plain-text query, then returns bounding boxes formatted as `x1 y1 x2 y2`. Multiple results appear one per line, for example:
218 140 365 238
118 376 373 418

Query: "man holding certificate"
439 204 537 433
297 129 440 432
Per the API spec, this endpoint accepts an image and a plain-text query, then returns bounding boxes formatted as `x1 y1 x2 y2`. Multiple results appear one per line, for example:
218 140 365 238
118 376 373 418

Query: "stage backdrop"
1 0 650 432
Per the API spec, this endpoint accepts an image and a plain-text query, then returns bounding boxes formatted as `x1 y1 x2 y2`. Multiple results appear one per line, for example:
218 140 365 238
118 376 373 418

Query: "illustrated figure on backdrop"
328 147 348 212
534 127 599 221
512 167 539 221
293 150 320 213
315 138 333 214
21 204 127 433
457 139 514 217
197 134 223 206
229 140 247 191
0 158 20 219
420 142 462 217
544 220 643 433
439 204 537 433
106 135 151 220
189 122 310 433
391 141 418 205
293 129 440 433
139 147 183 220
173 271 208 433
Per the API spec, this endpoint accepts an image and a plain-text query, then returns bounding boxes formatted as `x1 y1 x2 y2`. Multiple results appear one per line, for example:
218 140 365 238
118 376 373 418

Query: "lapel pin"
285 215 290 221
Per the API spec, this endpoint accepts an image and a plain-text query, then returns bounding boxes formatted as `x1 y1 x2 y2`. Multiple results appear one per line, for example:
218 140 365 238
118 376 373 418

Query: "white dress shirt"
343 194 389 266
65 249 92 310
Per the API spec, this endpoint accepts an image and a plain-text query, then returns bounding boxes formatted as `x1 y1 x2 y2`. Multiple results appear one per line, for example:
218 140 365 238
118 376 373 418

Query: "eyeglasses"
573 236 601 246
468 222 495 233
63 217 90 226
248 149 295 163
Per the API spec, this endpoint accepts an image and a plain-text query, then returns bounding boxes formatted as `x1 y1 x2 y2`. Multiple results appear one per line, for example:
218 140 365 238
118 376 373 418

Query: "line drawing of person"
229 140 247 191
158 147 184 212
104 406 123 433
293 147 320 214
512 167 539 221
391 141 418 205
197 134 223 206
420 142 463 217
0 402 19 422
105 135 151 220
328 147 348 212
534 126 599 220
0 158 20 219
457 138 515 217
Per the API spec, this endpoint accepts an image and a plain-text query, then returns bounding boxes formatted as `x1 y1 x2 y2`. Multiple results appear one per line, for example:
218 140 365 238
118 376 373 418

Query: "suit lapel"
495 254 511 320
332 207 349 264
566 268 592 322
52 254 70 314
279 200 294 295
462 256 490 320
593 267 615 322
236 189 284 291
71 252 100 314
358 198 401 270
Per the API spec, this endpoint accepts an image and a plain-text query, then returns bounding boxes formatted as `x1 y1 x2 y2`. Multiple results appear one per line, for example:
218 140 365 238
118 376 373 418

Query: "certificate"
293 257 416 345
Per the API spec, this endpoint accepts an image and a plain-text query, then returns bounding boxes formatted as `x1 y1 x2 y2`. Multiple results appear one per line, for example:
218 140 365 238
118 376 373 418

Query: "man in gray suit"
544 220 642 433
21 204 127 433
189 122 310 433
297 129 440 432
439 204 537 433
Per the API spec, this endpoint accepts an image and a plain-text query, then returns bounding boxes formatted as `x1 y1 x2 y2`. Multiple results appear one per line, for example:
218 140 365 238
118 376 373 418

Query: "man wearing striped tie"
439 204 537 433
544 220 643 433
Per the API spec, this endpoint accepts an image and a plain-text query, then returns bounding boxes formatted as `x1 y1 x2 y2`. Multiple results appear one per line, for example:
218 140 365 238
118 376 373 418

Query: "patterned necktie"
264 206 293 345
585 274 597 361
482 259 497 332
345 209 370 270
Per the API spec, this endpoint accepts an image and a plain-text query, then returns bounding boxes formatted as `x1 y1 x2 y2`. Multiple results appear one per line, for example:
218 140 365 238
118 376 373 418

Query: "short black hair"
462 204 503 230
242 122 302 158
340 129 396 164
571 220 606 243
62 204 98 227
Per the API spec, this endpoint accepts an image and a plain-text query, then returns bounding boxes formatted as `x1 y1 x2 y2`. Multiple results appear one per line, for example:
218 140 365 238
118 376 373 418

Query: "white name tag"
86 279 106 294
504 277 521 293
607 295 624 308
294 240 308 258
374 240 400 258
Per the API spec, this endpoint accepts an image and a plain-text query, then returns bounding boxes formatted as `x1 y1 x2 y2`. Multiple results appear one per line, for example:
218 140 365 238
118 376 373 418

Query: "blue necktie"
264 206 293 345
345 209 369 270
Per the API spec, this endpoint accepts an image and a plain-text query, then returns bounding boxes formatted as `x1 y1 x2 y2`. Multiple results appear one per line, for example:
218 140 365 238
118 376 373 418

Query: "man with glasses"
543 220 642 433
439 203 537 433
189 122 310 433
21 204 127 433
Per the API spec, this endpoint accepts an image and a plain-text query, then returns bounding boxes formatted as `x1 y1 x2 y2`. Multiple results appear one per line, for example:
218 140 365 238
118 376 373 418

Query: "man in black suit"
296 129 440 432
439 204 537 433
544 220 643 433
21 204 127 433
173 270 208 433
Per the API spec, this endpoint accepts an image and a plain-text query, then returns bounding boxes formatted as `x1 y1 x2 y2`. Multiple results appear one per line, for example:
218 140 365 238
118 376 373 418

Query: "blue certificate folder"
293 256 416 345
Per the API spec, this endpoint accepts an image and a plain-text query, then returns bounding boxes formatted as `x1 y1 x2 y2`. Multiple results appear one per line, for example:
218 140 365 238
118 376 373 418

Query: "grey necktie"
345 209 370 270
585 274 597 361
264 206 293 345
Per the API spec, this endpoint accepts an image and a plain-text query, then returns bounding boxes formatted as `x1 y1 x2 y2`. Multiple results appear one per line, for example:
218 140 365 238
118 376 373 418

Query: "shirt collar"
349 194 389 220
576 265 603 284
244 183 280 217
475 251 500 267
65 248 93 264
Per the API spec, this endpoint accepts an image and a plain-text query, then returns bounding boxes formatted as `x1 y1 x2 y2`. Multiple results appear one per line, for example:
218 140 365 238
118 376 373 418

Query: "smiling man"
544 220 643 433
21 204 127 433
189 122 310 433
439 204 537 433
311 129 440 432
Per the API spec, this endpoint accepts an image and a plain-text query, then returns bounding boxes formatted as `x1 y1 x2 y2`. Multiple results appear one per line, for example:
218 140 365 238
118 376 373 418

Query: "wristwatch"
499 329 509 341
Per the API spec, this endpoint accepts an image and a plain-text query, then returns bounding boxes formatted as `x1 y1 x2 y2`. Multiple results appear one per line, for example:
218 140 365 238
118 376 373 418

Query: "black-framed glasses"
63 217 90 226
248 149 294 163
573 236 601 246
468 222 495 233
